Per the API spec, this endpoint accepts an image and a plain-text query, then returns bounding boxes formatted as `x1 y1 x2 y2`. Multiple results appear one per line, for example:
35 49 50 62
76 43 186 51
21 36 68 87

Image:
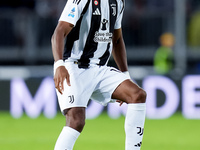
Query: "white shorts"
55 62 129 113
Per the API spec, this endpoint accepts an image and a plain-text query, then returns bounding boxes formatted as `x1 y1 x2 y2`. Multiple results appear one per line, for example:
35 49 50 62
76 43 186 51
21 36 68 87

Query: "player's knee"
73 119 85 132
128 88 146 104
66 116 85 132
137 88 146 103
64 108 86 132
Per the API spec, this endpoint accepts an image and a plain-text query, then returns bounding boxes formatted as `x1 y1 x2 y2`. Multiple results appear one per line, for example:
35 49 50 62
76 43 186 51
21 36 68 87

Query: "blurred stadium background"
0 0 200 149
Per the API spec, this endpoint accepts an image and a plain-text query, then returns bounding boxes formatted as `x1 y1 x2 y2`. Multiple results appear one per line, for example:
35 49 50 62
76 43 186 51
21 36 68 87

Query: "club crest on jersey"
94 0 98 5
111 4 116 16
68 7 75 18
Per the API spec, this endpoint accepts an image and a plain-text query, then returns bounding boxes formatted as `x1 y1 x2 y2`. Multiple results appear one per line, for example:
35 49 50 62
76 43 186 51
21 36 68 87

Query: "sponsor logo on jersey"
94 31 112 43
93 8 101 15
68 7 76 18
94 18 113 43
101 19 108 30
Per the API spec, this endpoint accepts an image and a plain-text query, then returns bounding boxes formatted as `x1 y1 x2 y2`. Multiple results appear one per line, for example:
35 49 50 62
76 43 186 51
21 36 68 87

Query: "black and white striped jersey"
59 0 125 68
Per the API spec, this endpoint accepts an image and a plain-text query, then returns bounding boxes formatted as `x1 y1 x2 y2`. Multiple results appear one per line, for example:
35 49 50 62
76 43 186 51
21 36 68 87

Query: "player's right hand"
54 66 71 94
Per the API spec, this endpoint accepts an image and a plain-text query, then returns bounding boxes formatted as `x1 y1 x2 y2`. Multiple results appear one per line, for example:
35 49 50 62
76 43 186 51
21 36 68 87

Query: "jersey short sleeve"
59 0 84 25
114 0 125 29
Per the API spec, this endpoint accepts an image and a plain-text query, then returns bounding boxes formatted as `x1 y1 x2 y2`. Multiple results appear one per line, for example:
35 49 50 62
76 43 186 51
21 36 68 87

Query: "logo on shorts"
68 95 75 104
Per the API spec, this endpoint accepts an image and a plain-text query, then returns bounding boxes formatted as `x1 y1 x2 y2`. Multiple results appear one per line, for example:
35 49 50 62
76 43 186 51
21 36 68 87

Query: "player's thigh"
112 79 146 103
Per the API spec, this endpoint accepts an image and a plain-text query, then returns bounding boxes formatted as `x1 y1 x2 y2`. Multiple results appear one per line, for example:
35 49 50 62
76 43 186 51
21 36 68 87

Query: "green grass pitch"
0 112 200 150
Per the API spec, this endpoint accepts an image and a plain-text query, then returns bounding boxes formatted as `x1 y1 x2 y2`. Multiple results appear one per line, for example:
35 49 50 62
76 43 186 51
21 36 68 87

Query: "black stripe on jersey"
78 0 102 68
78 0 82 5
109 0 117 33
63 0 91 60
99 43 110 65
98 0 118 66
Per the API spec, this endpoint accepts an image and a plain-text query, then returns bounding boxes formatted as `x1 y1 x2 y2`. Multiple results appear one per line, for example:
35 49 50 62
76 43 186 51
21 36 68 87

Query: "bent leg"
112 79 146 150
112 79 146 104
54 107 85 150
64 107 86 132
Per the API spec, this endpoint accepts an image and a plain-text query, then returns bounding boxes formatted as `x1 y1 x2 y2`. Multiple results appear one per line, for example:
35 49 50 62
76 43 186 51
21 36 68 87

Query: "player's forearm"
51 30 65 62
112 37 128 72
51 22 74 62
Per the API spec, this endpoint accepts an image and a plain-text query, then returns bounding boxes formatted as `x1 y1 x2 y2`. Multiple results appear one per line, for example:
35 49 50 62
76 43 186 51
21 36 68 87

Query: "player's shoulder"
66 0 89 6
116 0 125 5
116 0 125 14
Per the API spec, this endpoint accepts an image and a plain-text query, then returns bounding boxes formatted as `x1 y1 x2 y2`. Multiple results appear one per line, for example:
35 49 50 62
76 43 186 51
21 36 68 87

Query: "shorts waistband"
65 59 103 69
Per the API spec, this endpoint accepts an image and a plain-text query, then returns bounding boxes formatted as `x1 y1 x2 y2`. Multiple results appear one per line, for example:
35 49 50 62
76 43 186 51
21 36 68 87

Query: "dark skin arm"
112 28 128 72
51 21 74 94
112 28 129 105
